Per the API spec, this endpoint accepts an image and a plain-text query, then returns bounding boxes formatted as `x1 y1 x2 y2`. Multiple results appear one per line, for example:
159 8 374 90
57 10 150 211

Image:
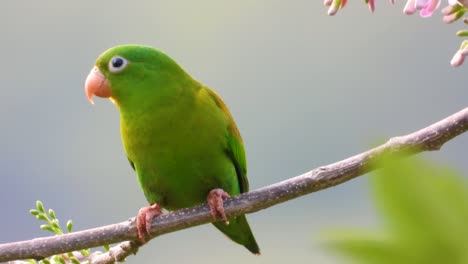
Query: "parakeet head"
85 45 193 107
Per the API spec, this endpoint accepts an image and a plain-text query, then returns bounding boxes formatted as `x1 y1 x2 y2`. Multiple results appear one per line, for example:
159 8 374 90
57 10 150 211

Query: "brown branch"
1 107 468 263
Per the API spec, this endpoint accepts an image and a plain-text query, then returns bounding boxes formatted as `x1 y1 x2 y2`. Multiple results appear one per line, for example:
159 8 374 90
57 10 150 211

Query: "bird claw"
136 203 162 243
207 189 230 225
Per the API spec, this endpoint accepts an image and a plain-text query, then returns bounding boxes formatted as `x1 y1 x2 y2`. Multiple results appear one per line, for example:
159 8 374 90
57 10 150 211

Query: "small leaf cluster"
20 201 108 264
30 201 74 235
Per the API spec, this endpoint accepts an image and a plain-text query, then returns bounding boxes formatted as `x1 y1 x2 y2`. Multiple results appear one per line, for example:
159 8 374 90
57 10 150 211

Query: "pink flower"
451 40 468 66
451 48 468 66
421 0 442 16
324 0 347 16
404 0 441 17
325 0 381 16
368 0 375 12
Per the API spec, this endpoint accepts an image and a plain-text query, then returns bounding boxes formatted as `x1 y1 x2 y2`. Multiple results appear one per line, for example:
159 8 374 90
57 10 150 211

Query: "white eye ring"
108 56 129 73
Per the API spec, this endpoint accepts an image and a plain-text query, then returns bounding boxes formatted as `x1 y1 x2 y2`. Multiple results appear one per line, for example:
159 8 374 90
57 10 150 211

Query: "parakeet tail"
213 214 260 255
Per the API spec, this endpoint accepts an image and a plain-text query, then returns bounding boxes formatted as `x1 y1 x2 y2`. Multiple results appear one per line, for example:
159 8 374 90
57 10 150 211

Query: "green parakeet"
84 45 260 254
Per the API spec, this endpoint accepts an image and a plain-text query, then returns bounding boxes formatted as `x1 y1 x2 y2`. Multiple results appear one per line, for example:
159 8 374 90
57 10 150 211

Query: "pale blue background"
1 1 467 263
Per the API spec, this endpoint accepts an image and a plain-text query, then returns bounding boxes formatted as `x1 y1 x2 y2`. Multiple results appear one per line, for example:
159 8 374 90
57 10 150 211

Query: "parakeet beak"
85 66 111 104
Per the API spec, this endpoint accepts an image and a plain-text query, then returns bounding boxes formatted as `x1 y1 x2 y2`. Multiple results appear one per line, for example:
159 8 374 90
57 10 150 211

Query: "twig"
1 107 468 263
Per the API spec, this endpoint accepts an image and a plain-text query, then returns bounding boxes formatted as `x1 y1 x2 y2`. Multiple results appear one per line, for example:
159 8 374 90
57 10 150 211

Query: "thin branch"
1 107 468 263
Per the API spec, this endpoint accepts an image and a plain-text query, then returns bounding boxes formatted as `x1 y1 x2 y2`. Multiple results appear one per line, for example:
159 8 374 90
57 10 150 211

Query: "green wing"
206 88 248 193
226 128 248 193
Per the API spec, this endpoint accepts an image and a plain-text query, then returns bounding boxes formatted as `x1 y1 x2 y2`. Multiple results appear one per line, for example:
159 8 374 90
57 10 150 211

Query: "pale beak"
85 66 111 104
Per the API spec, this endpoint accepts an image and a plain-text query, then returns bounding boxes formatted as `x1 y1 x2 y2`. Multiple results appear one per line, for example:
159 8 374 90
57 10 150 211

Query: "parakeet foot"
136 203 162 243
207 189 230 225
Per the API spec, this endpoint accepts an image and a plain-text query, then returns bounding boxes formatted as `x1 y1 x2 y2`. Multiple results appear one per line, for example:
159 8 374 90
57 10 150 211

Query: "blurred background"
1 0 467 263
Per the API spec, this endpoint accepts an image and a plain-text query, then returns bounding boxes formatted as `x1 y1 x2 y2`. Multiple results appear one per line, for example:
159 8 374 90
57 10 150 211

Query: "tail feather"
212 214 260 254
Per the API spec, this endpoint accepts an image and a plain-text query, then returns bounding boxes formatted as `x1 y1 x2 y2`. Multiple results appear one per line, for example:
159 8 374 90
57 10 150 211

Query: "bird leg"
136 203 162 243
207 188 230 225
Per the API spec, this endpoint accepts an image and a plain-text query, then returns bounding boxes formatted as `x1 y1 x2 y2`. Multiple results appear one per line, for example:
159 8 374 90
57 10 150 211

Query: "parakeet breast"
120 86 240 209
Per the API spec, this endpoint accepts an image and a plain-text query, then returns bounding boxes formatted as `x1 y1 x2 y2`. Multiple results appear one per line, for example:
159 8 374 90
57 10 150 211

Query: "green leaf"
66 220 73 233
461 40 468 50
38 259 50 264
453 3 465 13
332 0 342 8
29 209 39 216
50 219 60 230
52 255 66 264
48 209 56 220
457 30 468 37
36 201 45 213
80 249 91 257
455 10 466 22
70 257 81 264
103 244 110 252
36 214 47 221
40 224 55 233
326 156 468 264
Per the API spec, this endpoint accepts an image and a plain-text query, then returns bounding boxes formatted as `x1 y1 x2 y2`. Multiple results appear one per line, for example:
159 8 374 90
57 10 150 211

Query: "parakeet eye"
108 56 128 73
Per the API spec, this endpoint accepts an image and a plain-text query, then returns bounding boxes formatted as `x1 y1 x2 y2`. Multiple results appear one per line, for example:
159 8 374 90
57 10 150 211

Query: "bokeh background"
1 0 467 263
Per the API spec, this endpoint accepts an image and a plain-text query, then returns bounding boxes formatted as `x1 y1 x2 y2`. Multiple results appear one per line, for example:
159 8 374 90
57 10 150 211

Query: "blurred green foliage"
325 156 468 264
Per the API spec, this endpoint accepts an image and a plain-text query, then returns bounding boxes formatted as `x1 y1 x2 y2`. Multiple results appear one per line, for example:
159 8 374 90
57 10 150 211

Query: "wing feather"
205 88 249 193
